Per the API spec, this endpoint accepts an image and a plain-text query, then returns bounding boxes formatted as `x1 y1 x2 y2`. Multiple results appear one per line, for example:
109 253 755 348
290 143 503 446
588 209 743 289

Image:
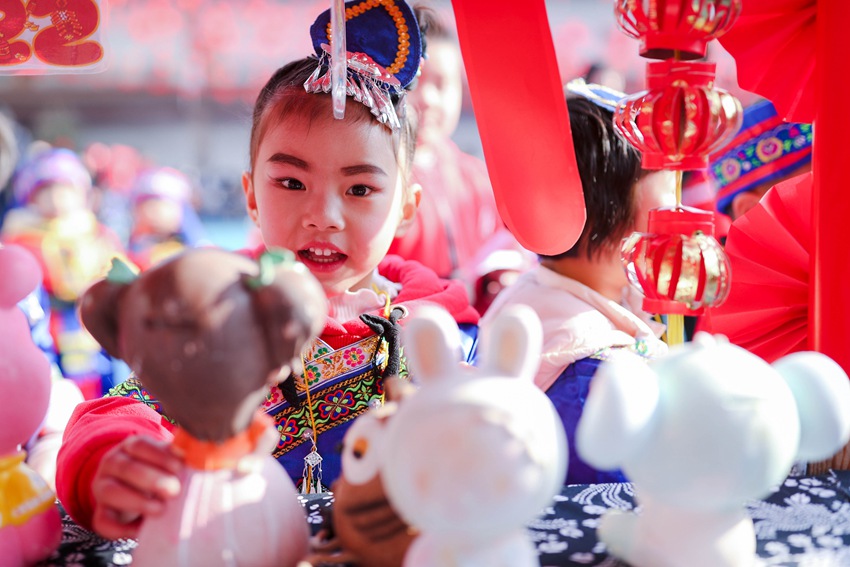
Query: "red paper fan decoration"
717 0 815 123
702 172 812 362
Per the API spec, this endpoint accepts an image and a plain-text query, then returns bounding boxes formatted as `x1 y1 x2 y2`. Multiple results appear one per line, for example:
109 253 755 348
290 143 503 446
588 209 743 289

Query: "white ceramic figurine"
576 332 850 567
380 305 568 567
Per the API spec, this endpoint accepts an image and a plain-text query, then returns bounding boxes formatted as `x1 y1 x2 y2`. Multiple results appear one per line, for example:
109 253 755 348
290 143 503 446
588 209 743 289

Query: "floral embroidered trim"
270 370 383 458
107 376 176 425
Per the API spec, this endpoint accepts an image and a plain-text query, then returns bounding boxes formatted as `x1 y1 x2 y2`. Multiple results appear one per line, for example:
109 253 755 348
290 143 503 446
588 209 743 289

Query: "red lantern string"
613 0 743 345
615 61 742 171
615 0 740 61
622 206 731 317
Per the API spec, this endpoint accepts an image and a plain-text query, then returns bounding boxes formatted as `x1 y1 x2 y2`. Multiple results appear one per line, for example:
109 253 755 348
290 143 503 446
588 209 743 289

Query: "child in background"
388 7 504 287
1 148 125 399
708 99 812 222
127 166 207 270
57 0 479 541
482 80 674 485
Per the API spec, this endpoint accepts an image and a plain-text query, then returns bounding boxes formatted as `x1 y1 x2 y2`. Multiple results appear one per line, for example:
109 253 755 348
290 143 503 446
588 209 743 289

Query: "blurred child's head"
409 7 463 144
540 93 675 262
243 54 421 298
13 148 92 219
131 167 193 237
709 99 812 220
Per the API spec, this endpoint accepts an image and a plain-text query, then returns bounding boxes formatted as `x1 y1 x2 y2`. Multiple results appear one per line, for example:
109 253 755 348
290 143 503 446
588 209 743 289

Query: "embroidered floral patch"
343 347 365 367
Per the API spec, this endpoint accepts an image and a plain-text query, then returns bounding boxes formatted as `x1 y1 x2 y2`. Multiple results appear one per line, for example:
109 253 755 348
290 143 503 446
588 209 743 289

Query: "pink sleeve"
55 396 175 531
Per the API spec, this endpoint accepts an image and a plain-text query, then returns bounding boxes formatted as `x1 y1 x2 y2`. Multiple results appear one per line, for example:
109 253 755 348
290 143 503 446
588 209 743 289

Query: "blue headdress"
708 100 812 215
304 0 423 131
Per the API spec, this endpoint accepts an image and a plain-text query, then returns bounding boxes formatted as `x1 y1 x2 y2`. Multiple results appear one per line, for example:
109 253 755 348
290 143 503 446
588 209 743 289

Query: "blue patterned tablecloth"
38 472 850 566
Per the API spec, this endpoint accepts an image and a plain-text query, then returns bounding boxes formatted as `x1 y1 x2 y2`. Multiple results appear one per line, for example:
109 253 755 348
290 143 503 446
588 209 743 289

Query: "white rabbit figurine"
380 305 568 567
576 332 850 567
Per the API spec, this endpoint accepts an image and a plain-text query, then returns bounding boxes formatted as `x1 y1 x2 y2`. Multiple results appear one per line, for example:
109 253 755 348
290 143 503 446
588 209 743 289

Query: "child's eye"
347 185 374 197
277 178 305 190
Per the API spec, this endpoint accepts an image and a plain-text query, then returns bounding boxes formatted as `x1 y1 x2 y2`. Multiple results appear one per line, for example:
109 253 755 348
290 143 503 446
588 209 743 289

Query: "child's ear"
730 190 761 220
395 182 421 238
242 171 261 227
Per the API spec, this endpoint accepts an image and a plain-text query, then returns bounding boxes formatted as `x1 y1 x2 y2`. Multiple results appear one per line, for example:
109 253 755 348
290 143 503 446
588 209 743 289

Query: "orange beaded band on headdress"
307 0 422 130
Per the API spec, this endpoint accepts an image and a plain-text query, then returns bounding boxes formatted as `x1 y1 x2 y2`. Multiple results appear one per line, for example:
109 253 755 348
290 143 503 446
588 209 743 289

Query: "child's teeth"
308 248 335 257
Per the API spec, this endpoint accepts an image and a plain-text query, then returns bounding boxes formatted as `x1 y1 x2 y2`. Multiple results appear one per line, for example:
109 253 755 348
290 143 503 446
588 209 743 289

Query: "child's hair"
248 57 417 179
541 96 646 260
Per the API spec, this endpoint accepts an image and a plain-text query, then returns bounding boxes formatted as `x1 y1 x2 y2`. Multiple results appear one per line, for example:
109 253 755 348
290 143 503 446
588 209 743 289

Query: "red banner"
452 0 585 255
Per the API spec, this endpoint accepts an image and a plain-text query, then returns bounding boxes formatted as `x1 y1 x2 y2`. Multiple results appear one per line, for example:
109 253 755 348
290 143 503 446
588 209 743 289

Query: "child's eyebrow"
268 153 309 170
341 164 387 177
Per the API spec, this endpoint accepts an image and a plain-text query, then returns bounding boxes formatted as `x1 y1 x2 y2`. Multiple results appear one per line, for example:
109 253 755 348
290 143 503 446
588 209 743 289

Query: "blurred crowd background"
0 0 756 250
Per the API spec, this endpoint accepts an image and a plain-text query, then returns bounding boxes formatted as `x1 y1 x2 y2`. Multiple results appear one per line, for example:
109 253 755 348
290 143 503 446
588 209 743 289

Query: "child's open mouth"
298 247 347 271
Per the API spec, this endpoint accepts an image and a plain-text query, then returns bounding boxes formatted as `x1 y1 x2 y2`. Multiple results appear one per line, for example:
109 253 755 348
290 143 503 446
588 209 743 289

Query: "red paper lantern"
615 0 741 60
622 206 730 315
614 60 742 170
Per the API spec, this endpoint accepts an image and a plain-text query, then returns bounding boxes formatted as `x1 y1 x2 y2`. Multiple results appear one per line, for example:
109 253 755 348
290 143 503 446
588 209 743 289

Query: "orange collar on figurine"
172 413 272 471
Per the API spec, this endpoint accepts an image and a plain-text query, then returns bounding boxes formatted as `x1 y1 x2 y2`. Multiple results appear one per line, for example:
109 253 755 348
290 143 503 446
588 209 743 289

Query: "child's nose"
302 194 344 231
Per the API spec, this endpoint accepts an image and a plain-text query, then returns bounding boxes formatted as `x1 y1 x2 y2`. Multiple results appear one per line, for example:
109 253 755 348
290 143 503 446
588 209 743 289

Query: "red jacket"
55 255 478 531
388 141 501 279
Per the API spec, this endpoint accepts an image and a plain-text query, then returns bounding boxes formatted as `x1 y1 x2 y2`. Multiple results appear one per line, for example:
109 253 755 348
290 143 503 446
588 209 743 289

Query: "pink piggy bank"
0 244 62 565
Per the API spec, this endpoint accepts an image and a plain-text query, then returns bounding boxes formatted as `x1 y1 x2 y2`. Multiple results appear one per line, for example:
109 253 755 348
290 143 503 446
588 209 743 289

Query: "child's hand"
91 435 183 540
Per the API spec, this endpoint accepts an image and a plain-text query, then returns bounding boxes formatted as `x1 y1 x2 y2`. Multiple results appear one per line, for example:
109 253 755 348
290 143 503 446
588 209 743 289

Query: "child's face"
243 111 418 298
409 39 463 144
633 170 677 233
31 181 88 219
133 197 184 236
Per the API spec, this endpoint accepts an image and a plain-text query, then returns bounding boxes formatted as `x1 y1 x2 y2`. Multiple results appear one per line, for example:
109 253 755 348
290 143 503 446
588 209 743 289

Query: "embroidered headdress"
304 0 423 130
709 100 812 215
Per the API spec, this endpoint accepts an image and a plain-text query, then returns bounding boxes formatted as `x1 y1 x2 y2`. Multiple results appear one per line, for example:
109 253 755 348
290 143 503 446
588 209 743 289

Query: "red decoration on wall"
27 0 104 67
0 0 105 73
0 0 33 66
622 206 731 316
615 0 740 60
614 60 742 170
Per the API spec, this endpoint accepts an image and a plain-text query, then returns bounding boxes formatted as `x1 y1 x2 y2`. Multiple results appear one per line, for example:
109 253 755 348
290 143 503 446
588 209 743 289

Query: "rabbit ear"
479 304 542 380
773 352 850 462
576 351 660 470
401 306 462 384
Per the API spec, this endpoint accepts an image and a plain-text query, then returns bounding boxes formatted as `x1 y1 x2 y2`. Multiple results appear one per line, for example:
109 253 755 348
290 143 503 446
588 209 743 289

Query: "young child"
482 80 674 485
387 7 503 286
708 99 813 222
127 166 207 271
56 1 479 541
1 147 125 399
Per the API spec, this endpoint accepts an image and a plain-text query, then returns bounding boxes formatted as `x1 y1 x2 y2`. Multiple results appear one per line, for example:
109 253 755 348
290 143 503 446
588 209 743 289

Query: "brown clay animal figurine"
305 378 416 567
80 248 327 567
